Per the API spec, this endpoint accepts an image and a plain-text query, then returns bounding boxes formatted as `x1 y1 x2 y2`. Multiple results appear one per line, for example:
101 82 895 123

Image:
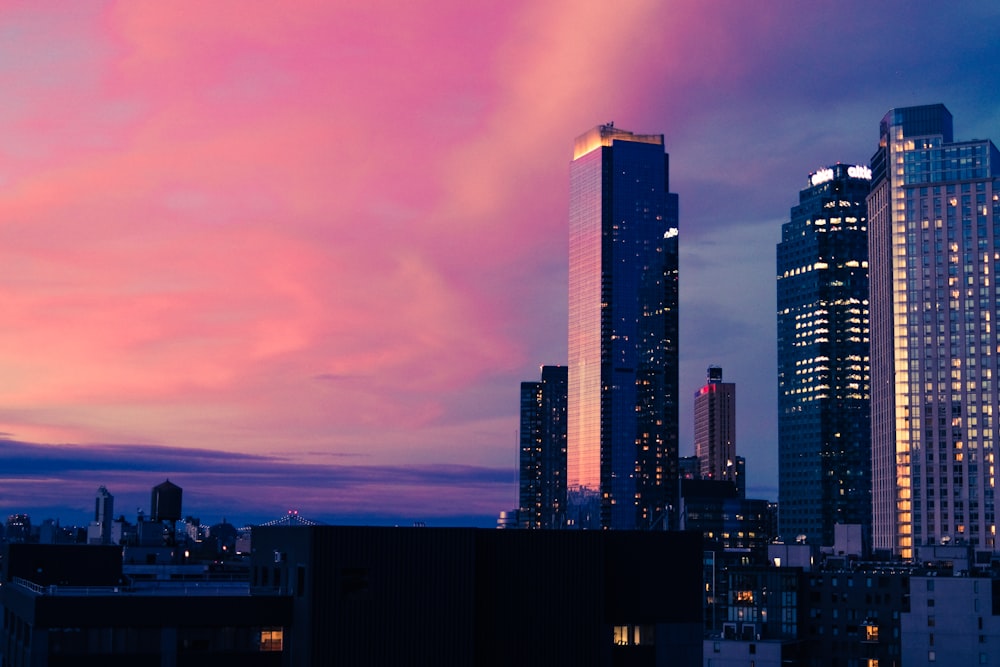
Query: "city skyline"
1 2 999 526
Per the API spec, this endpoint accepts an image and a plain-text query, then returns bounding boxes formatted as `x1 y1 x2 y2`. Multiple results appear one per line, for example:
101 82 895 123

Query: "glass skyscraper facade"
518 365 568 529
868 104 1000 557
777 163 871 547
567 124 679 530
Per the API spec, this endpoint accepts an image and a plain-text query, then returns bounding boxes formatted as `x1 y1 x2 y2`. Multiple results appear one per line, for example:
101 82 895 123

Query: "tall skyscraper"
777 162 872 547
694 366 737 483
567 123 679 530
868 104 1000 557
94 485 114 545
518 365 568 529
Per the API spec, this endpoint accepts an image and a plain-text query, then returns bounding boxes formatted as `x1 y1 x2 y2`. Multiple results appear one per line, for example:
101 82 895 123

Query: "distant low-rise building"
710 527 915 667
0 543 290 666
679 478 773 633
4 515 31 544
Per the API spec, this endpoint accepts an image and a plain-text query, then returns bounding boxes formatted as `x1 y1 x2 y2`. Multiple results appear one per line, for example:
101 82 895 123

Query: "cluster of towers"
519 105 1000 559
88 480 183 546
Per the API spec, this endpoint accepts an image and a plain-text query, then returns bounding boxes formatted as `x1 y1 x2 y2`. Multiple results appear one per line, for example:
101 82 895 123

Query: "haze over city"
1 1 999 526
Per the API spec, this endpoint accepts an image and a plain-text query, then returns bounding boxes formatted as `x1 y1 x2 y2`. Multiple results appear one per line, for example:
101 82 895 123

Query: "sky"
2 1 999 528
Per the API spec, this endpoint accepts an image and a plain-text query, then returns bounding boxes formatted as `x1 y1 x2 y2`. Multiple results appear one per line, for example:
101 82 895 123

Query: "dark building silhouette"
679 479 773 634
568 123 680 530
4 515 31 544
251 525 703 666
679 480 772 558
208 519 238 557
150 479 183 546
89 485 115 545
731 455 746 499
679 455 701 480
0 542 290 665
777 162 872 547
150 479 182 523
518 365 568 529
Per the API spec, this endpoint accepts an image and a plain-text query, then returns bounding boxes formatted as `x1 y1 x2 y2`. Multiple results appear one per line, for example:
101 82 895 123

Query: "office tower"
868 104 1000 557
567 123 679 530
519 365 568 529
694 366 737 483
777 162 872 547
93 485 114 545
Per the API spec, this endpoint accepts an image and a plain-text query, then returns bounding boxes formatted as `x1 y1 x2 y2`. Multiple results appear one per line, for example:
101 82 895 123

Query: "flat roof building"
0 543 290 666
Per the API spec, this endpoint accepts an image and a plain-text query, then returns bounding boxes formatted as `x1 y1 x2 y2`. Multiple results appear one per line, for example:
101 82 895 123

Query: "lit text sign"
810 164 872 187
847 165 871 180
810 168 834 186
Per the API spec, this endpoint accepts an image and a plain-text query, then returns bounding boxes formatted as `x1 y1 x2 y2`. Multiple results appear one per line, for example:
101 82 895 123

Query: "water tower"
151 479 182 544
151 479 182 522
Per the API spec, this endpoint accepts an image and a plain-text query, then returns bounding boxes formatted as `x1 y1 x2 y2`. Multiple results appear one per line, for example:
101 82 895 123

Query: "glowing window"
612 624 654 646
260 628 284 652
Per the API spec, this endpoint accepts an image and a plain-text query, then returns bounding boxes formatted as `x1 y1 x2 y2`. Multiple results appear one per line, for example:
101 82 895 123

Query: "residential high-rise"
777 162 871 547
868 104 1000 557
567 123 679 530
518 365 568 529
694 366 736 483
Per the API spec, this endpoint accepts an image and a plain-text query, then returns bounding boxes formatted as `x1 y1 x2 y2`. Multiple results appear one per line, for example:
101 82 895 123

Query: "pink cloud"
1 0 994 523
3 1 739 471
7 0 966 505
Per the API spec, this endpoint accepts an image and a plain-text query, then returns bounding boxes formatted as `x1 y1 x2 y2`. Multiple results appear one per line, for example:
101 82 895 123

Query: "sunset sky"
2 1 999 527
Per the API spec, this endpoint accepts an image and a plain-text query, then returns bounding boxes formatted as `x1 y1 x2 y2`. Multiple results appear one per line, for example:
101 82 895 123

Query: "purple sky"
1 1 999 527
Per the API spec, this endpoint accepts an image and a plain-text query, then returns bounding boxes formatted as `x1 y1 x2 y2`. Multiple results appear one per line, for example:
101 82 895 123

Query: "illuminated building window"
260 628 284 652
612 624 654 646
